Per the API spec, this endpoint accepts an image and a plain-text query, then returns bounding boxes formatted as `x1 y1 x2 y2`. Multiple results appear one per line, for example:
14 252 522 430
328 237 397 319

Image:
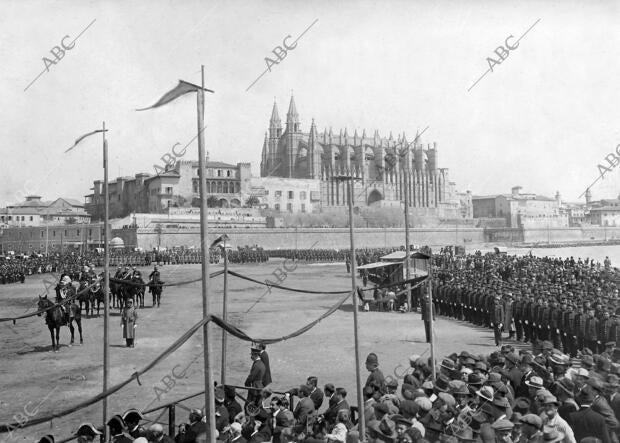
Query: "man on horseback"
148 265 163 307
55 275 76 320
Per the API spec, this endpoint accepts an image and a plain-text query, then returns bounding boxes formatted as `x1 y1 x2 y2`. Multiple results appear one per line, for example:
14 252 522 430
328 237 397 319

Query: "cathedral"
260 96 470 218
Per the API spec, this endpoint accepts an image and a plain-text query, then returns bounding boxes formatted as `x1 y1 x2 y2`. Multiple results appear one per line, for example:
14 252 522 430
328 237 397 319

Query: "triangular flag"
210 233 230 249
137 80 214 111
65 129 107 153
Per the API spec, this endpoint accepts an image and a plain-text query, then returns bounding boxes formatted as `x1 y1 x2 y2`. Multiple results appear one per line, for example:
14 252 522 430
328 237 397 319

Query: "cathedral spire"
270 100 281 127
309 118 318 140
269 100 282 138
286 95 299 132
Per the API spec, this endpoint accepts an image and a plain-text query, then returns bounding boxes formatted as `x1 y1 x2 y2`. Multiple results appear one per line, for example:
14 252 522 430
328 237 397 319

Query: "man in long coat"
245 346 266 406
491 295 505 347
121 299 138 347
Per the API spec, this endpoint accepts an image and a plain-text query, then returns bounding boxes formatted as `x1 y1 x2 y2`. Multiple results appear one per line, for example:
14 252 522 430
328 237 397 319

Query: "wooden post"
347 175 365 439
168 404 176 438
221 246 228 384
197 65 216 443
102 122 110 440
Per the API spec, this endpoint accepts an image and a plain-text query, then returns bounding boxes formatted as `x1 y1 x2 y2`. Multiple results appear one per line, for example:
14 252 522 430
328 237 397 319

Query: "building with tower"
260 96 470 219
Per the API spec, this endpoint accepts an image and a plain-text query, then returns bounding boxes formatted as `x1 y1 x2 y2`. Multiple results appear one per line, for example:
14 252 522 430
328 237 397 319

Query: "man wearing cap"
518 414 543 442
540 394 576 443
75 423 102 443
364 352 386 395
491 296 506 347
245 346 266 406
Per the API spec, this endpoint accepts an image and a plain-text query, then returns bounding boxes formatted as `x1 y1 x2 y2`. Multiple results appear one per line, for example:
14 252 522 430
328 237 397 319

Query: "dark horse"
37 295 83 351
78 279 104 316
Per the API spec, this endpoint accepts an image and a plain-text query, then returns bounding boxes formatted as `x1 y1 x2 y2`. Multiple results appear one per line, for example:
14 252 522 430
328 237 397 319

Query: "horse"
148 279 164 307
37 295 83 351
131 275 145 308
89 277 105 316
77 281 92 315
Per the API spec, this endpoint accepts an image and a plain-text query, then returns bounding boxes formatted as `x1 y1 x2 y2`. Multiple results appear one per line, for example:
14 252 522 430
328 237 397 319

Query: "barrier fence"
0 267 429 440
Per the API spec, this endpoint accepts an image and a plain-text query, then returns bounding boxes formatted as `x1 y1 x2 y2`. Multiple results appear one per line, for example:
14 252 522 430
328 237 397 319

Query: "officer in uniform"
491 295 505 347
107 415 132 443
122 409 146 439
75 423 102 443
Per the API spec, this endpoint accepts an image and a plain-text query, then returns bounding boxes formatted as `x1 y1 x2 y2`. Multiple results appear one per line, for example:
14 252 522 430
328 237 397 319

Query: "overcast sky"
1 0 619 206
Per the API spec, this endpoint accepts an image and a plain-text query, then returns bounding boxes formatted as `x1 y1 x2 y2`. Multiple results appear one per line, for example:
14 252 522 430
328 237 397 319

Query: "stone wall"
120 226 484 250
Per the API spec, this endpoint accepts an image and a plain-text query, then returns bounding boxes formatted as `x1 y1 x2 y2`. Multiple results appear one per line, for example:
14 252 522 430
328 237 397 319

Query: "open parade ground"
0 259 507 441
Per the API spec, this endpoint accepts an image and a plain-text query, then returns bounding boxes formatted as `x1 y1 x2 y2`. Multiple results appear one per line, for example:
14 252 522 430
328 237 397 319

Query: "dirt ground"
0 260 507 442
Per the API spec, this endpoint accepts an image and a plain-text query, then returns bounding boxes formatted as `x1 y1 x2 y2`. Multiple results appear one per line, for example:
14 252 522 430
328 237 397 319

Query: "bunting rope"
0 289 354 434
226 270 427 294
0 280 100 324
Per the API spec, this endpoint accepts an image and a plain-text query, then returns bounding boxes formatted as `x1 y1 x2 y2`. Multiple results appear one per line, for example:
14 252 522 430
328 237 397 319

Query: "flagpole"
221 244 228 385
197 65 216 443
102 121 110 440
346 174 365 439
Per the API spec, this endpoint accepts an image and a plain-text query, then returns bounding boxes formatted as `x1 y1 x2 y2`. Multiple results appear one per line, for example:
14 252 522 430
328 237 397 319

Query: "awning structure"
357 262 398 270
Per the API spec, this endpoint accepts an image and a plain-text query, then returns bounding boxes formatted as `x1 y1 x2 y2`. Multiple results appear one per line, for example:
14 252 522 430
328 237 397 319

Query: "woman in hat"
121 298 138 348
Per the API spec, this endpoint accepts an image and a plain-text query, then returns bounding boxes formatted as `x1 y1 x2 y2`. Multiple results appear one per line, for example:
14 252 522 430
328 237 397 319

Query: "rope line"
0 289 353 433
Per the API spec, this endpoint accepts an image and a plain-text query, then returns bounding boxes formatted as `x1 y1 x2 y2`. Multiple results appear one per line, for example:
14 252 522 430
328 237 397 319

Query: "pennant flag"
137 80 215 111
65 129 107 153
210 233 230 249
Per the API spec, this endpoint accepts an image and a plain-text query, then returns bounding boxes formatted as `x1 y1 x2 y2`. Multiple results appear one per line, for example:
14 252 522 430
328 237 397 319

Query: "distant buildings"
259 96 471 219
472 186 568 228
85 161 252 220
588 198 620 226
0 222 104 253
0 195 90 227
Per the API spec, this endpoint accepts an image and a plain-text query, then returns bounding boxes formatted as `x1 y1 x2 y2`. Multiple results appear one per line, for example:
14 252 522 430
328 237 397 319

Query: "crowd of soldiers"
266 247 405 265
0 252 101 285
434 251 620 355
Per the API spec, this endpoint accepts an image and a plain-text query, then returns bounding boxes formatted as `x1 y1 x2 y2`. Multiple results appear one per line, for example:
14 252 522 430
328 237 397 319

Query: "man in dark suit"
491 295 505 346
306 376 324 411
568 389 612 443
257 343 272 387
293 384 316 435
245 347 266 406
268 396 293 443
322 387 350 431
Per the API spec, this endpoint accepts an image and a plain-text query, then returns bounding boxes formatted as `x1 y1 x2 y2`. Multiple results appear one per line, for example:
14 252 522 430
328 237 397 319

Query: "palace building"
260 96 471 218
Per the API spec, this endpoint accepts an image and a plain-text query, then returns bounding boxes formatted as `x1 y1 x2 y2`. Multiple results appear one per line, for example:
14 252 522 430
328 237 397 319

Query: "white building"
249 177 321 213
0 196 90 227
